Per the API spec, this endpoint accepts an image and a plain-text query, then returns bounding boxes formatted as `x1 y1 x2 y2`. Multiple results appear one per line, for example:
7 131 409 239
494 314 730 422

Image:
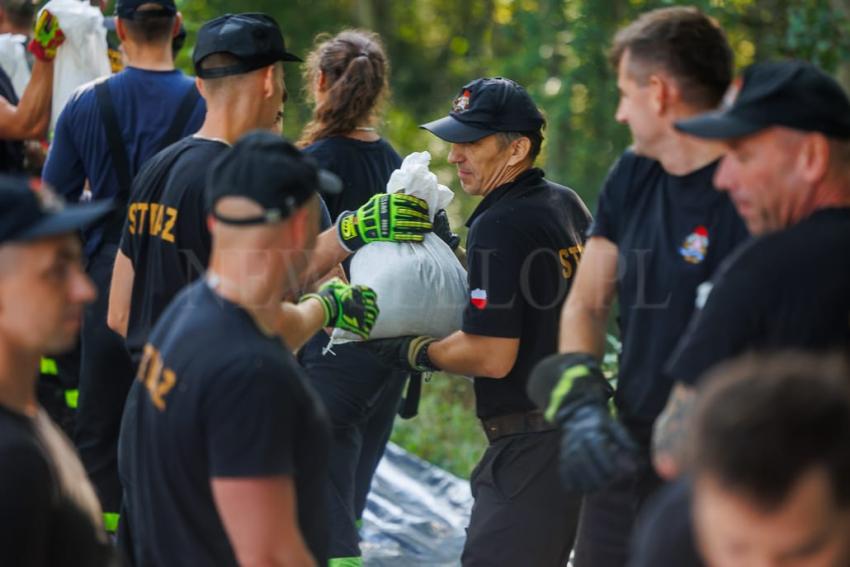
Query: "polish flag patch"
470 288 488 310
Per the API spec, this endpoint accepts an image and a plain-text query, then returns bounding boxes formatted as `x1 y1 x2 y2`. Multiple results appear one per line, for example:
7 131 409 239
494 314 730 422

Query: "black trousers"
75 246 135 516
573 451 663 567
461 429 582 567
300 339 407 561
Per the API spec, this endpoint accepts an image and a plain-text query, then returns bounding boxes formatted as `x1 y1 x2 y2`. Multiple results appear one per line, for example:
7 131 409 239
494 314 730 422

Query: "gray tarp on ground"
361 442 473 566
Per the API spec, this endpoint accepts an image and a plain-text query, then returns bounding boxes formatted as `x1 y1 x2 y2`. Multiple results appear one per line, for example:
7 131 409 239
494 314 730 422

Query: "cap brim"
675 110 766 140
420 115 496 143
318 170 342 195
282 52 302 63
16 200 114 242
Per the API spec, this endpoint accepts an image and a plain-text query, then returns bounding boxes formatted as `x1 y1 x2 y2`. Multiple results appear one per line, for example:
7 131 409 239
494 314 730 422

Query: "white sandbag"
40 0 111 131
332 151 468 343
0 34 32 97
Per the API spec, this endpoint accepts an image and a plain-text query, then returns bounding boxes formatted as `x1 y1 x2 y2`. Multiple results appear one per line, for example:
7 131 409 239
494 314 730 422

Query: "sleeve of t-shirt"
462 216 525 339
319 197 332 231
665 246 765 386
587 152 633 243
0 443 53 563
205 358 297 478
42 102 86 203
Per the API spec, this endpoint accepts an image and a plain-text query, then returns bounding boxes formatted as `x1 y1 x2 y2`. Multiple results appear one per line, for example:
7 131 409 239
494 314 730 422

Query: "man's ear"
115 17 127 42
798 133 830 186
172 12 183 38
262 65 275 100
507 136 532 166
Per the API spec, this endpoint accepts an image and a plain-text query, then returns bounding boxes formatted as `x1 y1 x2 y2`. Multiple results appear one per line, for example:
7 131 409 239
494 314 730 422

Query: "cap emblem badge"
453 89 472 112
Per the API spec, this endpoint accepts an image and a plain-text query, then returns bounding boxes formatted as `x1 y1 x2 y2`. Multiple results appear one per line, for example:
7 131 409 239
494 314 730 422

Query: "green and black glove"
528 352 640 493
29 10 65 62
336 193 432 253
364 336 438 372
299 278 379 339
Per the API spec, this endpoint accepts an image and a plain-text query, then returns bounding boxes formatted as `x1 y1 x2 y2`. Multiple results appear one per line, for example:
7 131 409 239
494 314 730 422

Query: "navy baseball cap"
115 0 176 20
206 131 341 226
193 13 301 80
676 60 850 140
0 177 113 245
421 77 545 143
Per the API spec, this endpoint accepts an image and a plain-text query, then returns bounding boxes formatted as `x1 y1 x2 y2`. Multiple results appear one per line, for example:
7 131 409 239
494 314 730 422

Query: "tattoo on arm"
652 384 698 473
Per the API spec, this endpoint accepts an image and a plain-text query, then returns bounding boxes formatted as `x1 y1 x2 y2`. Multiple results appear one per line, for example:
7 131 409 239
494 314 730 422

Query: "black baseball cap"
676 60 850 140
115 0 176 20
206 131 341 226
193 13 301 80
0 176 113 245
421 77 545 143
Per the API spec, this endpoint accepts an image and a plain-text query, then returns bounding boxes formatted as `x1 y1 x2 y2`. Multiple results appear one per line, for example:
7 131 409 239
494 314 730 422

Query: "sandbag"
40 0 111 131
0 34 31 97
332 151 468 343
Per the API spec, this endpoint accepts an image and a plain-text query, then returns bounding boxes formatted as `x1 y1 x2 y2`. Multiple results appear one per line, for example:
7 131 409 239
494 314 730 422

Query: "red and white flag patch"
470 288 488 310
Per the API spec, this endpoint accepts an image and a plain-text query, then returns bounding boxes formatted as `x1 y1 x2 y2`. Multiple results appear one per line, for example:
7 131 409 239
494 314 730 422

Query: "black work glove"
363 336 438 372
528 352 640 493
433 209 460 251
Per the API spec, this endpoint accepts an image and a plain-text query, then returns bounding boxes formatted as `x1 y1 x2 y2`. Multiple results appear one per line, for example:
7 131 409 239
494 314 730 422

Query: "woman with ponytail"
297 30 407 566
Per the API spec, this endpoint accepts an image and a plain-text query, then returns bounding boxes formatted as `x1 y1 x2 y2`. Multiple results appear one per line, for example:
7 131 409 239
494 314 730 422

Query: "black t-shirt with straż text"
119 136 227 365
666 207 850 387
463 167 592 419
0 406 116 567
589 150 748 438
118 281 330 567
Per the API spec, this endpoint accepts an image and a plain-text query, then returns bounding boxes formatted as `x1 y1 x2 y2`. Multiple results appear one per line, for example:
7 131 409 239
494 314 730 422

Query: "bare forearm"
558 301 610 359
277 300 326 352
652 383 697 480
0 59 53 139
427 331 518 378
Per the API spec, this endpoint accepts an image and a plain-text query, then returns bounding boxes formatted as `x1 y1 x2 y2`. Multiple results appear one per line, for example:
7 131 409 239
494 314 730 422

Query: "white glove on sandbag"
332 151 468 343
40 0 111 131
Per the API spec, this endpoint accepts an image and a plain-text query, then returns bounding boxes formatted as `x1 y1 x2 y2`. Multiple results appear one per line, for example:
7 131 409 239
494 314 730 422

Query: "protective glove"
527 352 640 493
433 209 460 251
29 10 65 62
299 278 379 339
363 336 438 372
336 193 432 253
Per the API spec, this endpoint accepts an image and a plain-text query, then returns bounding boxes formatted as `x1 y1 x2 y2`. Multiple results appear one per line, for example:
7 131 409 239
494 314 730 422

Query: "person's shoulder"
57 76 106 118
0 416 51 482
632 479 703 567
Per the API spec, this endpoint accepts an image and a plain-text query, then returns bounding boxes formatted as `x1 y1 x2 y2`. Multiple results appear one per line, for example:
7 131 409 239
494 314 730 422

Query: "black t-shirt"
464 168 591 418
0 406 115 567
302 136 402 220
631 478 704 567
0 67 25 173
589 151 748 435
118 281 330 567
119 136 227 364
667 207 850 386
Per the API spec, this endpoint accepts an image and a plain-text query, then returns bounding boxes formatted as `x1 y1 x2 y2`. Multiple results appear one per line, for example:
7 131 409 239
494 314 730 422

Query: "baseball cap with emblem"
193 13 301 80
0 176 113 245
206 131 341 226
115 0 176 20
676 60 850 140
421 77 545 143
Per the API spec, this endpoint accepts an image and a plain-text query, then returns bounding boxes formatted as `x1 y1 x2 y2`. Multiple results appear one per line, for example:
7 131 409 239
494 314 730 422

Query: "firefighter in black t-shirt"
524 9 749 566
651 60 850 475
367 77 592 566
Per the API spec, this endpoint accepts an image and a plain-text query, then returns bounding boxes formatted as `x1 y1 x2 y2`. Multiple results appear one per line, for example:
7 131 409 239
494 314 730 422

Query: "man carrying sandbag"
367 77 592 566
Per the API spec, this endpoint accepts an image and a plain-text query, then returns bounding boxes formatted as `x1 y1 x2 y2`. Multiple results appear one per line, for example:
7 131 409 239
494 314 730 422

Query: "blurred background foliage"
173 0 849 478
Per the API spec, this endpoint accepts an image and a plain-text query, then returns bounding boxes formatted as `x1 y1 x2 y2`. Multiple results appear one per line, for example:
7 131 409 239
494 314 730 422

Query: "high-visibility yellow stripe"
329 557 362 567
103 512 120 534
65 389 79 410
40 357 58 376
544 365 590 422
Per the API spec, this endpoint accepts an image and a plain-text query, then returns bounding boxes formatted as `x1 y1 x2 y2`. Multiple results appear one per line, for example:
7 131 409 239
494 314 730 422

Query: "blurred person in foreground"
0 177 118 566
631 352 850 567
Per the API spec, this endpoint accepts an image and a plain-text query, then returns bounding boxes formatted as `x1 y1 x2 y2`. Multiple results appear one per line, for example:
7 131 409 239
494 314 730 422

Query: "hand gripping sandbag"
332 151 468 343
40 0 111 131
